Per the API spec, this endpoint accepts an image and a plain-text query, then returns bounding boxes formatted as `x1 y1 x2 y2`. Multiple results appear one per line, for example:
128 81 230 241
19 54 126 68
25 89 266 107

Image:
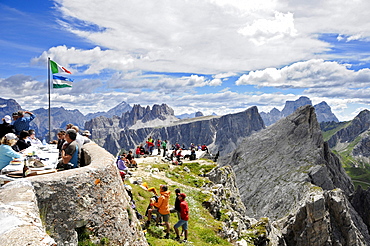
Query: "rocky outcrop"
119 104 176 128
350 186 370 232
276 188 370 245
220 105 370 245
202 166 252 241
101 106 265 156
0 181 56 245
328 109 370 148
0 143 148 246
353 135 370 157
260 96 339 126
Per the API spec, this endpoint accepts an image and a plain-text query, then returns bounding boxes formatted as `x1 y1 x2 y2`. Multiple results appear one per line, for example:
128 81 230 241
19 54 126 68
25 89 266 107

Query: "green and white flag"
53 75 73 88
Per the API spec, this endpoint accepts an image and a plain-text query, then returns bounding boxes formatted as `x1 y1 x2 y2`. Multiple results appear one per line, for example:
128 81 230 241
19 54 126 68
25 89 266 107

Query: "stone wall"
0 143 148 246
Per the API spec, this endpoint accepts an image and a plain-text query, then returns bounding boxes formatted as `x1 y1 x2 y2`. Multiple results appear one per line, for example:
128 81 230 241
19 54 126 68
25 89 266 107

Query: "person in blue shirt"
0 133 22 171
12 111 36 135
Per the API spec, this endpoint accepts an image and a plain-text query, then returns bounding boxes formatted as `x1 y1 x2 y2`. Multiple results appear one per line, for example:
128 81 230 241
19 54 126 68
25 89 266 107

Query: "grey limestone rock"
220 105 370 245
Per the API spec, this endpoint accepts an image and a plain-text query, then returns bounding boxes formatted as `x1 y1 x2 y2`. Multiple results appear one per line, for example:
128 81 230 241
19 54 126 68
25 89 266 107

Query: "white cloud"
238 12 297 45
15 0 370 122
235 59 370 88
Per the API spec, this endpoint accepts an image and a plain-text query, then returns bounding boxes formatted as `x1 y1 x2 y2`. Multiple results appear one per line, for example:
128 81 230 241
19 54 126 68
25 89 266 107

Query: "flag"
50 60 72 74
53 75 73 88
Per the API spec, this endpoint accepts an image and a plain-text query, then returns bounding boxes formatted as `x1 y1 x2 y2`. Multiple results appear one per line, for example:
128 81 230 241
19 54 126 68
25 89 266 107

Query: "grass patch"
166 162 217 188
129 161 232 246
344 166 370 189
320 121 350 141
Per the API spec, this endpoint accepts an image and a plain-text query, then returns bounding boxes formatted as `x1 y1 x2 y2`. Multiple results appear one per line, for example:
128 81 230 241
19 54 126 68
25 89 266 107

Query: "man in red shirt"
174 193 189 242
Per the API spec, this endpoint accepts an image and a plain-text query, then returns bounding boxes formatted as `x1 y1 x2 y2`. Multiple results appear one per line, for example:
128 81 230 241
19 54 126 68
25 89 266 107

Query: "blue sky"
1 0 370 121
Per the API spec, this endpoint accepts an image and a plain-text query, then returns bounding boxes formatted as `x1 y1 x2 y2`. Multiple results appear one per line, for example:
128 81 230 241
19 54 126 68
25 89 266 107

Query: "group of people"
0 111 39 171
0 110 93 172
146 185 189 242
134 137 208 162
116 151 138 179
55 124 92 170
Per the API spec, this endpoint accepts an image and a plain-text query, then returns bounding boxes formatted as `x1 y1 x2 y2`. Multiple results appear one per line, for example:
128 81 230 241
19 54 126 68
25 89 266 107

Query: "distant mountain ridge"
0 97 132 140
176 111 204 119
92 106 266 156
85 101 131 120
260 96 339 126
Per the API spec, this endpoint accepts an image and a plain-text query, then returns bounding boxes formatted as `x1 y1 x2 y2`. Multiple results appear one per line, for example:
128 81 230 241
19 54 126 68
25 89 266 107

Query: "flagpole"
48 57 51 142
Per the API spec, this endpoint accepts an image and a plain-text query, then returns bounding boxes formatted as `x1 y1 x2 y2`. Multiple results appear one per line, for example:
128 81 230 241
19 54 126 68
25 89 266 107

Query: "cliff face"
101 106 265 156
220 105 370 245
328 109 370 148
84 115 121 146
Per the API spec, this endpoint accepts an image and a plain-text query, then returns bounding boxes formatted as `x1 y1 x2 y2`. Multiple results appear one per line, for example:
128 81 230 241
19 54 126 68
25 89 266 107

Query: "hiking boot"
164 233 169 239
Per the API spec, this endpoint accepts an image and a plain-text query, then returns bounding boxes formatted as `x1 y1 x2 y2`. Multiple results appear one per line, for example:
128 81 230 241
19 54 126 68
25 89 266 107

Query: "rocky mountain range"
260 96 339 126
84 104 265 156
220 105 370 245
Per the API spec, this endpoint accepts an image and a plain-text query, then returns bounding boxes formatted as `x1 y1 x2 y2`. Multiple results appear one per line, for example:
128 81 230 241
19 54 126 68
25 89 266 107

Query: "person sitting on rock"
126 150 137 168
57 129 79 169
117 155 132 176
15 130 31 152
0 133 22 171
27 129 42 146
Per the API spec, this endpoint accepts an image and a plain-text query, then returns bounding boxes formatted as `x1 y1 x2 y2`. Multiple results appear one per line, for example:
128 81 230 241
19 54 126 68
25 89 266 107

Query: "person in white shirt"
27 129 42 146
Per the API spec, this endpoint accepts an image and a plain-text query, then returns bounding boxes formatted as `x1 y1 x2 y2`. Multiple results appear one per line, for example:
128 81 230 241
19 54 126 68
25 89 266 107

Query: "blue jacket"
0 144 21 170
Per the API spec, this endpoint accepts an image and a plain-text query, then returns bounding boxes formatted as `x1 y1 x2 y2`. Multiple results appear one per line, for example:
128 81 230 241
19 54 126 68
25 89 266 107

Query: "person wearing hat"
0 115 15 139
15 130 31 151
170 188 181 219
82 130 91 137
0 133 22 171
12 110 36 135
174 193 189 242
82 130 92 144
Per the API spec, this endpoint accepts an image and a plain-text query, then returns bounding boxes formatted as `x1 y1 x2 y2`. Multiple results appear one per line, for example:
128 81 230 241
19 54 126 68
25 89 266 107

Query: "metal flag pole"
48 57 51 142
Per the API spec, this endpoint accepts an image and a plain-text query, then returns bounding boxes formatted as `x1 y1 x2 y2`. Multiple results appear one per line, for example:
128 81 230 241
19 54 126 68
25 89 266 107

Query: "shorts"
159 213 170 222
174 219 188 230
152 209 170 222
